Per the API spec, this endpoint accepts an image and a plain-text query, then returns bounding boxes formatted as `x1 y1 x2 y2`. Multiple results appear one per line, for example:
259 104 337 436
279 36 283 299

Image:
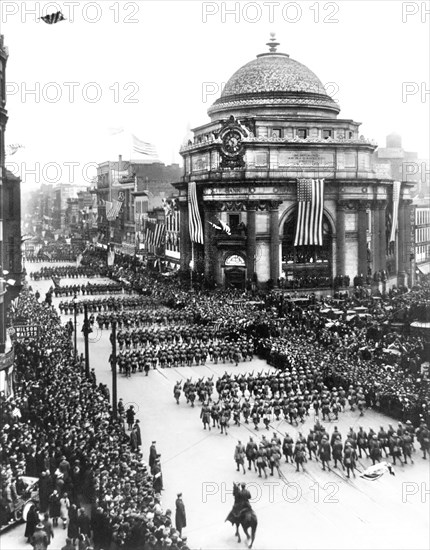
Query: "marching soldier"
319 434 331 471
344 442 357 478
234 441 246 474
357 427 369 459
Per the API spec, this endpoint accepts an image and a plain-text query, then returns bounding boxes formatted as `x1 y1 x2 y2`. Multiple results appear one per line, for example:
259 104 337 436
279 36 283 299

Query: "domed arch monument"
174 35 414 290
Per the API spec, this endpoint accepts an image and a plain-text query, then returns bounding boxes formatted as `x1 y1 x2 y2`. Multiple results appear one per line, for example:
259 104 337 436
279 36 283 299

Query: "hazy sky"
1 0 429 187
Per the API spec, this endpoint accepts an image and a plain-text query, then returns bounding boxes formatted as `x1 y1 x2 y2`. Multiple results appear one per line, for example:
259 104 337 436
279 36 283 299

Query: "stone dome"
208 37 340 119
222 54 327 97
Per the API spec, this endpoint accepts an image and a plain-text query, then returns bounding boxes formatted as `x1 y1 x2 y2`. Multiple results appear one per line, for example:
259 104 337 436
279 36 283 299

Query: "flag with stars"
294 178 325 246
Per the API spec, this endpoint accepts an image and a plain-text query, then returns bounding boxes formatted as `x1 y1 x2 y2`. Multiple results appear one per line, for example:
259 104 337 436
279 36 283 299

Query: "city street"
2 265 429 550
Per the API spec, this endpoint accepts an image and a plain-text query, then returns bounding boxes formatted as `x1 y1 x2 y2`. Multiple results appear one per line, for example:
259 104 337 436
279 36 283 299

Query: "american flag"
132 135 159 160
294 178 325 246
153 224 166 248
188 181 204 244
41 11 66 24
104 198 124 221
389 181 401 243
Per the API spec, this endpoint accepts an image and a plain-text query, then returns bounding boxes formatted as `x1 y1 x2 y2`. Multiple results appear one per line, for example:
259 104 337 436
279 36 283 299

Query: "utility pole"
111 320 118 419
83 303 90 377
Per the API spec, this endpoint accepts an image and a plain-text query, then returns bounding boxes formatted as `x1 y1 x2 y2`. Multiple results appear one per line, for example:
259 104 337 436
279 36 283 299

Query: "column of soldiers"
235 418 429 479
53 282 126 297
115 325 255 377
174 372 429 477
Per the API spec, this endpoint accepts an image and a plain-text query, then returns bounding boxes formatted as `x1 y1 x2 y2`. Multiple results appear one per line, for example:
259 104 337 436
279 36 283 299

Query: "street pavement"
2 264 429 550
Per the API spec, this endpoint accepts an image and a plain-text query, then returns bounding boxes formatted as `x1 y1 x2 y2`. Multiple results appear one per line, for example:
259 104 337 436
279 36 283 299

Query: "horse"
226 483 258 548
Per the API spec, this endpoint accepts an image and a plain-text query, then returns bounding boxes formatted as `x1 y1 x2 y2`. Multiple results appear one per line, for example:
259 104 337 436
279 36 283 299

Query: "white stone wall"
345 237 358 279
256 241 270 282
256 212 269 233
345 212 357 231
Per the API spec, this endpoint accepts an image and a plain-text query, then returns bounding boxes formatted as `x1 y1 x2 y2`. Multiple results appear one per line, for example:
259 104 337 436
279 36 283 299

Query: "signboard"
13 325 40 341
278 150 334 168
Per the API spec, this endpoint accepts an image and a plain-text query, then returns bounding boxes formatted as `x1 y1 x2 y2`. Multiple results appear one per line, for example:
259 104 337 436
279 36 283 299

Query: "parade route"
2 268 429 550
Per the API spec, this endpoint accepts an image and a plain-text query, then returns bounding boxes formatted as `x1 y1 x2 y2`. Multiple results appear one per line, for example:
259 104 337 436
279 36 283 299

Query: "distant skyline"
1 0 429 188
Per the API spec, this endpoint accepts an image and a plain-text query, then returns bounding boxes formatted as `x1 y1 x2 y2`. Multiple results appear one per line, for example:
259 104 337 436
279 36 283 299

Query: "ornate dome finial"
266 32 280 53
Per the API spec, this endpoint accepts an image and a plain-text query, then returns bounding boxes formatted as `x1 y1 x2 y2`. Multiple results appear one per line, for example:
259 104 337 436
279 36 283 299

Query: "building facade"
1 35 21 388
175 37 415 289
373 132 430 281
0 34 8 354
94 159 181 252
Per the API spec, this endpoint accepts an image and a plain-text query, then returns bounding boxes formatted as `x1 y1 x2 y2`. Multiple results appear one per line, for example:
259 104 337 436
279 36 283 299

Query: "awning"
416 263 430 275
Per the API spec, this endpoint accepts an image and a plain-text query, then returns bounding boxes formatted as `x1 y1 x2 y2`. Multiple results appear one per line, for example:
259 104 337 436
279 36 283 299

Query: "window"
297 128 308 139
228 214 240 230
271 128 282 138
322 129 332 139
348 131 354 139
257 126 268 138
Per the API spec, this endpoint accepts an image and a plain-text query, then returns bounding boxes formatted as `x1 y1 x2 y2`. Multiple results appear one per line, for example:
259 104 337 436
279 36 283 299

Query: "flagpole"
190 240 194 291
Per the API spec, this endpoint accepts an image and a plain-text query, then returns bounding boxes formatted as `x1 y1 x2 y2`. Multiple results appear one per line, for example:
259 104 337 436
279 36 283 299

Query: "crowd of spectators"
1 248 429 548
0 290 190 549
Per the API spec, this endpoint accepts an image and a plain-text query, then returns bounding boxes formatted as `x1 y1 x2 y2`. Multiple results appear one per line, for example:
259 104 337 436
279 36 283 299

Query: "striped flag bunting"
153 224 166 248
40 11 66 24
294 178 325 247
104 197 124 221
188 181 204 244
389 181 401 243
132 135 159 160
143 222 166 249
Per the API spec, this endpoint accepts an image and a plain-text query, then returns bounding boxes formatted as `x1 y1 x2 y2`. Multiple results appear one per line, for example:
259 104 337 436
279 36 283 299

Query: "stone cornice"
180 135 377 154
208 93 340 117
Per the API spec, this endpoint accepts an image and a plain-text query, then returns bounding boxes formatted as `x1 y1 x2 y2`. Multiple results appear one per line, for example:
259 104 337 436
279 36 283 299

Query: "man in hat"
175 493 186 537
149 441 158 469
31 522 49 550
152 458 163 493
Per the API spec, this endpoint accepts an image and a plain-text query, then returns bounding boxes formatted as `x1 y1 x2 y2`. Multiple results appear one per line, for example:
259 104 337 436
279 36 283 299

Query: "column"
402 201 413 286
246 202 256 280
378 201 387 271
269 202 280 286
204 202 215 282
336 203 346 276
179 199 191 271
372 202 381 272
397 201 407 285
357 203 368 277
